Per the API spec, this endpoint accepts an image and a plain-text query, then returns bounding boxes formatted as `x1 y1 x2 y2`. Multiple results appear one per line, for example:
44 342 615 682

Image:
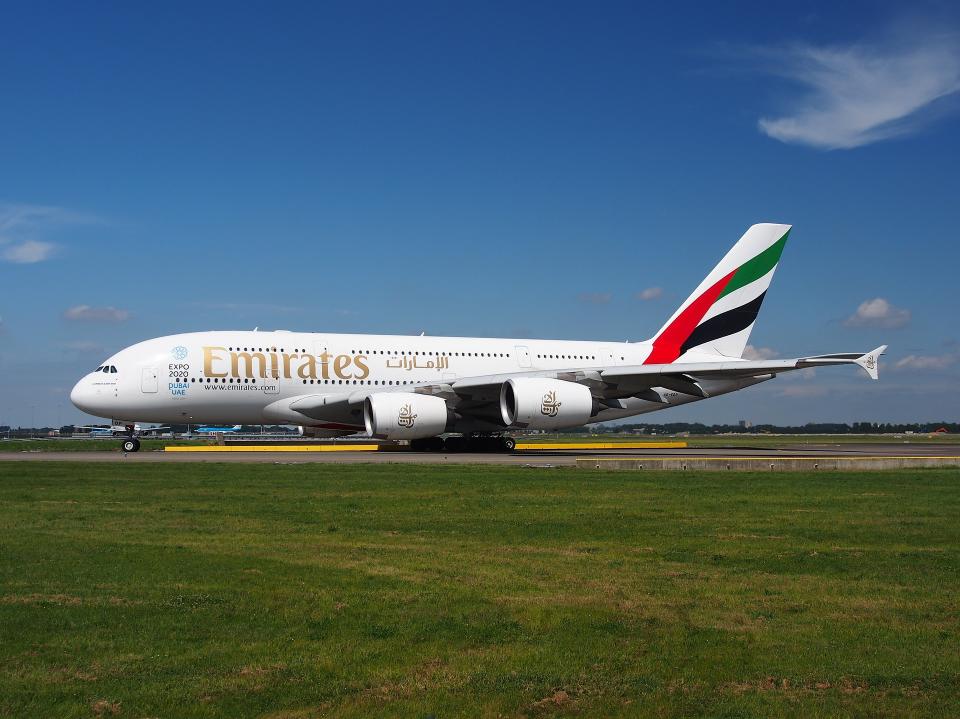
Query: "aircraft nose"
70 377 97 414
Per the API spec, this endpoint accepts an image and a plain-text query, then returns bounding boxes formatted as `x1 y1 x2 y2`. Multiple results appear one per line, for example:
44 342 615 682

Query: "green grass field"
1 462 957 718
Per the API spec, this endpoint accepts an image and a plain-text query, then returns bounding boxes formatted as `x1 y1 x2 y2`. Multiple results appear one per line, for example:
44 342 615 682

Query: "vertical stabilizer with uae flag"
645 223 791 363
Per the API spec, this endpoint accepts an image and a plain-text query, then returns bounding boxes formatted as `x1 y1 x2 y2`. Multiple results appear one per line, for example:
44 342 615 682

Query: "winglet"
855 345 887 380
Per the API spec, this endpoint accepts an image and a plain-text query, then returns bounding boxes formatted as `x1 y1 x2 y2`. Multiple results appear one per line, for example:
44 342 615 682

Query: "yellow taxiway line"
583 455 960 461
164 441 688 453
165 444 381 452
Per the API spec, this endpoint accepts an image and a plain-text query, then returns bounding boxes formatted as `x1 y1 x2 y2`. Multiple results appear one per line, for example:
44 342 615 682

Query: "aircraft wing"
268 346 886 425
452 346 887 399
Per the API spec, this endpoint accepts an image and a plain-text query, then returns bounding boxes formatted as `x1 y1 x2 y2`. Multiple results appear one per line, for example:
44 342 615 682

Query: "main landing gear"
410 436 516 453
121 424 140 453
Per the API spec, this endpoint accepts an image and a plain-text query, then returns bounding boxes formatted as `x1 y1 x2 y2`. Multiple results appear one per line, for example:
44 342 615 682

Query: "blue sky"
2 1 959 426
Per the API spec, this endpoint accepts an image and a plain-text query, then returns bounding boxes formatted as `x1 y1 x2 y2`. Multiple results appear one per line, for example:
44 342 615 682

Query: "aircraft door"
263 370 280 394
515 345 532 368
141 367 159 393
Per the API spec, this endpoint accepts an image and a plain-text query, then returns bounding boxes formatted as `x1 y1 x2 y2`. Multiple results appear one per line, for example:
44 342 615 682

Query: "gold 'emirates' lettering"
232 351 268 378
203 346 369 381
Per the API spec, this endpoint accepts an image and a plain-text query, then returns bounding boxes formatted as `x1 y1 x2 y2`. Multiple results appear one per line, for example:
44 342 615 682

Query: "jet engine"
500 377 594 430
363 392 449 439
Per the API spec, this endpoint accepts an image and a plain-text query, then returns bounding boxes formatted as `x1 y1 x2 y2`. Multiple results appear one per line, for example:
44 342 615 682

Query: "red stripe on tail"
644 270 735 364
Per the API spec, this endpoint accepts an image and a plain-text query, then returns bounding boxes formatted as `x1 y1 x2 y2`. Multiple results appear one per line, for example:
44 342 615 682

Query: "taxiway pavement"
1 442 958 466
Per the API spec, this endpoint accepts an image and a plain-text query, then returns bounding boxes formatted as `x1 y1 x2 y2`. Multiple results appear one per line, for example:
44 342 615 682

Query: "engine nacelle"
363 392 449 439
500 378 594 430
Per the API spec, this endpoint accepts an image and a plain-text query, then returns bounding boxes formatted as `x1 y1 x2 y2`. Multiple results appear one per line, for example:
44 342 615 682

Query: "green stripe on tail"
717 229 790 300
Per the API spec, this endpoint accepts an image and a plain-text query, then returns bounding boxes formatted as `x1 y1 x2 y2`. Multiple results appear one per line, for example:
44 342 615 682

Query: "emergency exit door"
141 367 158 393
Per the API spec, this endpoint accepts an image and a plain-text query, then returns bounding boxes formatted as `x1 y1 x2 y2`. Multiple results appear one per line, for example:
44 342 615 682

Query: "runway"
2 442 959 467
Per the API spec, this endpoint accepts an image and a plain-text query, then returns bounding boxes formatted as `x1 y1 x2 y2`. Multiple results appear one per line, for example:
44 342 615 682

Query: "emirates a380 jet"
71 223 885 452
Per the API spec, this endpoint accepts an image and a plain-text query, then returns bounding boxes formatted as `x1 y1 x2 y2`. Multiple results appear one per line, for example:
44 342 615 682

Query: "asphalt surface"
1 443 958 466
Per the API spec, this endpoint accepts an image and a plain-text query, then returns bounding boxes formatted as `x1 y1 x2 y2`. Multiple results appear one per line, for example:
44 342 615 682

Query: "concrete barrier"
516 441 686 450
576 456 960 471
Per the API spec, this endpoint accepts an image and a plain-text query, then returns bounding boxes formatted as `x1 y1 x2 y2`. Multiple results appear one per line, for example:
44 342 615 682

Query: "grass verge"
0 462 957 717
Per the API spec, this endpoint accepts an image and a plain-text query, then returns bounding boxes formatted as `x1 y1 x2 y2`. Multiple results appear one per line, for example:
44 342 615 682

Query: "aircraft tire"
122 438 141 453
501 437 516 452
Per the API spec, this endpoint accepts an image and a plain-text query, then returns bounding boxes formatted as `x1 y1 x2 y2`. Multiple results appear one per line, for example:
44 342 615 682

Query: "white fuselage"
69 330 749 432
68 225 880 439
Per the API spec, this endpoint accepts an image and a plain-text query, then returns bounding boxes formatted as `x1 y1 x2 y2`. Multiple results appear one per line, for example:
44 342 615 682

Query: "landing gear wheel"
501 437 516 452
122 438 140 453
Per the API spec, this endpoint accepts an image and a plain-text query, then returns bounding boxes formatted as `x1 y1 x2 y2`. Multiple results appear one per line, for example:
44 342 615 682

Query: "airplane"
193 425 243 433
70 223 887 453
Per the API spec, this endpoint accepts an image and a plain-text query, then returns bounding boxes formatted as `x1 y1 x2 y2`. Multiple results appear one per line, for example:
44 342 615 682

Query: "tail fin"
644 223 791 363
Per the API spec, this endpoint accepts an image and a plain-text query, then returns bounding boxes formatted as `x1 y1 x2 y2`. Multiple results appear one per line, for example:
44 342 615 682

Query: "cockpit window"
94 366 103 372
110 366 117 373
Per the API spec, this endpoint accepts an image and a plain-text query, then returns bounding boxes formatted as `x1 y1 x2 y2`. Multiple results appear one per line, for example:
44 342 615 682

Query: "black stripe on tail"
679 292 766 356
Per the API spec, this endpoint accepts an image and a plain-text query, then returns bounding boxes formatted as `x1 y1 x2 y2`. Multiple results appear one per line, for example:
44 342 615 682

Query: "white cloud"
63 305 131 322
2 239 57 264
742 344 779 360
757 34 960 149
636 287 663 301
844 297 910 329
894 353 957 371
0 202 99 264
578 292 612 305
